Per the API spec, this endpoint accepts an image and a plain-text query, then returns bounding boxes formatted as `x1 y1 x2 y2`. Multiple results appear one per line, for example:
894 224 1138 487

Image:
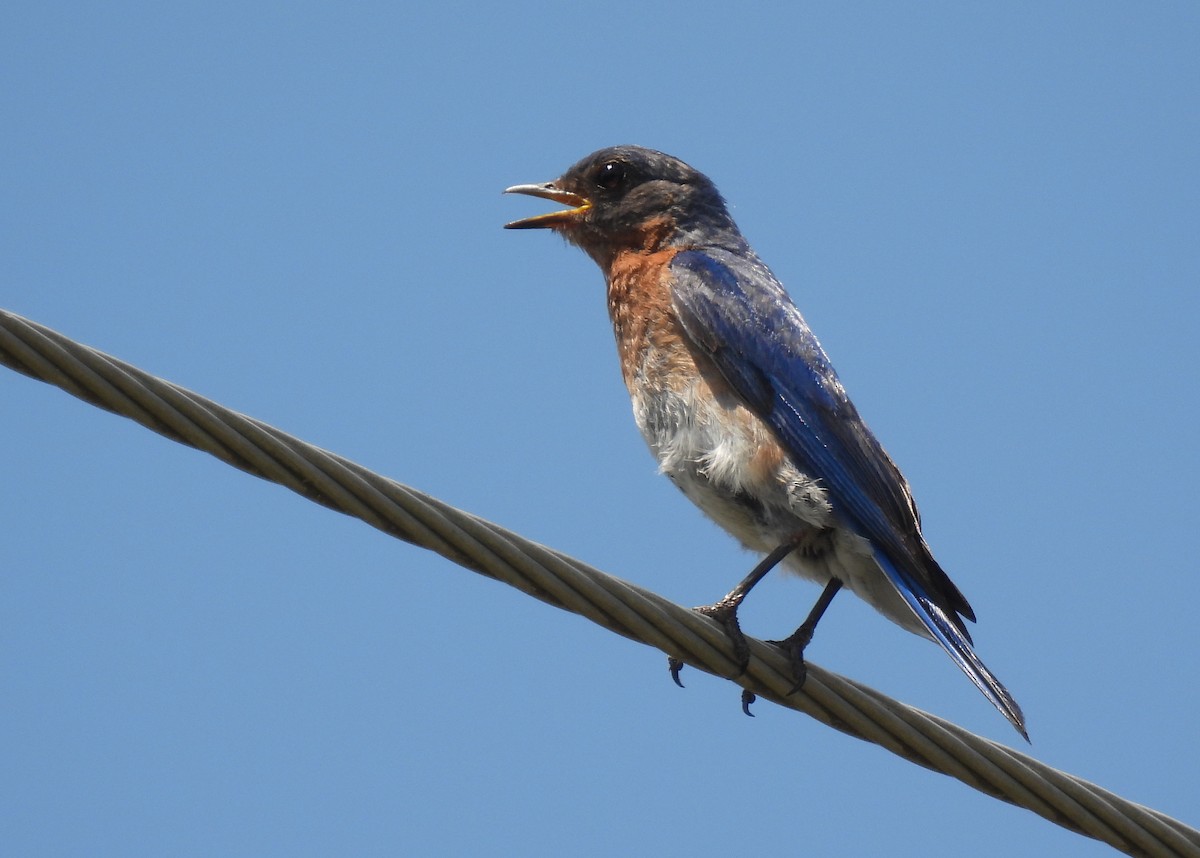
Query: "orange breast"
606 246 688 388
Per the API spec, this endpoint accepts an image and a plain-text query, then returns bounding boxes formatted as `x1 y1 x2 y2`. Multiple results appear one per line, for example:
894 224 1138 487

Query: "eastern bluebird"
504 146 1026 739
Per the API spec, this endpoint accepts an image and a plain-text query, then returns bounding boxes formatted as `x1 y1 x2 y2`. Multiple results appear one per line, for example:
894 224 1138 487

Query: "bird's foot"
768 626 813 695
695 596 752 675
666 595 752 689
738 627 812 717
770 577 842 694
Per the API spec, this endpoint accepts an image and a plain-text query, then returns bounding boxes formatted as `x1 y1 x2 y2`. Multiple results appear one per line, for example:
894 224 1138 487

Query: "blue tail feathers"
872 547 1028 741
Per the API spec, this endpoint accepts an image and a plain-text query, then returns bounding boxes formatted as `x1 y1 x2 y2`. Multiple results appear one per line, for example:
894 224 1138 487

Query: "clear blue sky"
3 4 1197 856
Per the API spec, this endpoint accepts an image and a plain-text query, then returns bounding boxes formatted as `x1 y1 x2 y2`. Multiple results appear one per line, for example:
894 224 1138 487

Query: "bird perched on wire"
504 145 1026 739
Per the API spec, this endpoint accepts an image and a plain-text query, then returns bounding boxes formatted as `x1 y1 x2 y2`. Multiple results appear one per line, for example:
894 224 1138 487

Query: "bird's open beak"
503 183 591 229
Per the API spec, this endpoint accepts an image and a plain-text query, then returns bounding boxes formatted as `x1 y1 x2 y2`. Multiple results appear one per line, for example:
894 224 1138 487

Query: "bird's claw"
667 600 753 719
667 656 686 687
741 689 756 716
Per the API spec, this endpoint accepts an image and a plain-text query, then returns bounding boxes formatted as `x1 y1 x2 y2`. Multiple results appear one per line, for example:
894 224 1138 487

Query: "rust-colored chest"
605 247 695 391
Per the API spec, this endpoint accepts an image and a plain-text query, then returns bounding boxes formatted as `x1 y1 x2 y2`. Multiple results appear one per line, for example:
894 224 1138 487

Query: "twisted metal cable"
2 307 1196 858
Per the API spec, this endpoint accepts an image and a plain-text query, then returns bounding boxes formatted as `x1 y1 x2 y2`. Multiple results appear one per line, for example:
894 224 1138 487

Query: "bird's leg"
668 539 802 687
770 577 843 693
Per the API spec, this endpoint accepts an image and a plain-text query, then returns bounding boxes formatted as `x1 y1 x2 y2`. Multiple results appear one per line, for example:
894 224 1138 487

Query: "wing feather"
669 248 975 629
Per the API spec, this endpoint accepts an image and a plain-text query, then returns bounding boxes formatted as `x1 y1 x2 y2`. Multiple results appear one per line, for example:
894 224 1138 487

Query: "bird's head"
504 146 739 268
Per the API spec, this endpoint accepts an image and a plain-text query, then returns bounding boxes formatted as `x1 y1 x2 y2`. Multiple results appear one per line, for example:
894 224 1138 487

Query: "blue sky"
3 3 1198 856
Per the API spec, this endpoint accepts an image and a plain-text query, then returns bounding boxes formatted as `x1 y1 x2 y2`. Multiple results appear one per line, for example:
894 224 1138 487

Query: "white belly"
630 377 929 639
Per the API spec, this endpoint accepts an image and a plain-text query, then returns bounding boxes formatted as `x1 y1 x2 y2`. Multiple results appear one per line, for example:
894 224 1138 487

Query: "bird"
503 145 1026 739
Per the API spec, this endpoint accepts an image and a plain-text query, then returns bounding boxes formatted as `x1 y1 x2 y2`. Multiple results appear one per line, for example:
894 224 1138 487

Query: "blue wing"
670 248 1026 738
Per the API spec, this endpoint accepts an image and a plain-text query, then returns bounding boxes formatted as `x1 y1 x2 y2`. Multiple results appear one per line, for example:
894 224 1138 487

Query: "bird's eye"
595 161 627 191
